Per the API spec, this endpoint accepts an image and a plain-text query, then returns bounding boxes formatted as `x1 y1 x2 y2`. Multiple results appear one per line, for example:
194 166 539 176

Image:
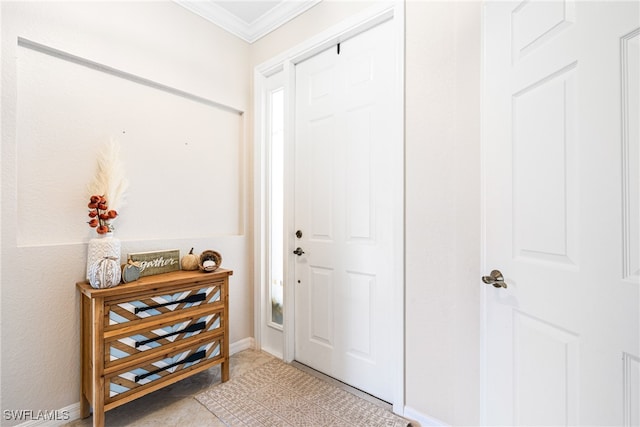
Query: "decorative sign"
128 249 180 277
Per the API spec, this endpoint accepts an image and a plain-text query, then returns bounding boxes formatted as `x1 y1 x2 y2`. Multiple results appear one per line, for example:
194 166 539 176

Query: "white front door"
483 1 639 425
293 19 399 402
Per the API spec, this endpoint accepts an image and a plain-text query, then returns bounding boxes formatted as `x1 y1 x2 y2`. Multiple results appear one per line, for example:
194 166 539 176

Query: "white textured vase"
86 233 121 280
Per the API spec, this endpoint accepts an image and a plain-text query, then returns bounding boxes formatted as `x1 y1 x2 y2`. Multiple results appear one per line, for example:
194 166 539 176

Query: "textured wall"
1 1 251 422
405 1 481 425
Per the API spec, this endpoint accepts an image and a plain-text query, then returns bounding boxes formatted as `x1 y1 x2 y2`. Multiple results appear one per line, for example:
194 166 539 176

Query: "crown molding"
174 0 322 44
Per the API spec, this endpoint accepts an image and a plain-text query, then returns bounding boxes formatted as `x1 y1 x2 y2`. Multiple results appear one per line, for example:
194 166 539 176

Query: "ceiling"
174 0 322 43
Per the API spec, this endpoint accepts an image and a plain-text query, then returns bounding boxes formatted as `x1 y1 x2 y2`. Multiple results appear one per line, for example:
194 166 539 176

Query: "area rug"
196 359 411 426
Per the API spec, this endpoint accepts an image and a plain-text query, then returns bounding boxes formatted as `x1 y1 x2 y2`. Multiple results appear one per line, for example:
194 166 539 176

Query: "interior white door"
294 19 398 402
483 1 639 425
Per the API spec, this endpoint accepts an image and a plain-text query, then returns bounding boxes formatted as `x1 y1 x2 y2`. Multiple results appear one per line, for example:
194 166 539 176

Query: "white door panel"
294 19 397 402
483 1 639 425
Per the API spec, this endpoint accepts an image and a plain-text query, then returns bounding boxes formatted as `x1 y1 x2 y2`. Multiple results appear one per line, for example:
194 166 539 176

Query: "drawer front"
107 281 223 325
108 338 222 400
106 310 223 367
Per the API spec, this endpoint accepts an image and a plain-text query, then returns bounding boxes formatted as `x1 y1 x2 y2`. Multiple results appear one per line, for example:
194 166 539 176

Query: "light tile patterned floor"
66 349 275 427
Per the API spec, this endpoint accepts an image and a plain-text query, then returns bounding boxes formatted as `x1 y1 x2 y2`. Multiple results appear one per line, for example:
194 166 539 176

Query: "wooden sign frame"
128 249 180 277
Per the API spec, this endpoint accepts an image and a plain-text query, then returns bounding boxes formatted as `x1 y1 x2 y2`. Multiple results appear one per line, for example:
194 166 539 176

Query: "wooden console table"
77 269 232 427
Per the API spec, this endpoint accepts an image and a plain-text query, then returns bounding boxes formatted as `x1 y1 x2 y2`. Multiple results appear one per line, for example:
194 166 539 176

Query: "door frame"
479 4 488 424
253 1 405 413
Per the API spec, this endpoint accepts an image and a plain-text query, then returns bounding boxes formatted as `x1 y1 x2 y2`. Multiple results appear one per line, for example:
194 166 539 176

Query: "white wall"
1 1 482 425
1 1 251 423
405 1 481 425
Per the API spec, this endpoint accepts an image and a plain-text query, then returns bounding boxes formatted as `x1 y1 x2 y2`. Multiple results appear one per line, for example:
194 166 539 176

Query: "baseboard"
229 336 255 355
12 402 81 427
403 406 450 427
31 337 256 426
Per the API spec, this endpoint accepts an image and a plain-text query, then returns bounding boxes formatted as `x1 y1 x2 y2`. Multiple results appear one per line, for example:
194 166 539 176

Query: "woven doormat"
196 359 411 426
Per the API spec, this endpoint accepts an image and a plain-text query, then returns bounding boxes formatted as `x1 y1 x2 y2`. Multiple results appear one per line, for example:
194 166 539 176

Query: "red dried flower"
96 225 109 234
87 194 118 235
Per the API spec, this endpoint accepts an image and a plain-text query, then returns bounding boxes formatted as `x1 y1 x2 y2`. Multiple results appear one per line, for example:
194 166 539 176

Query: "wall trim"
14 402 81 427
229 337 255 355
403 406 450 427
174 0 321 44
17 37 244 116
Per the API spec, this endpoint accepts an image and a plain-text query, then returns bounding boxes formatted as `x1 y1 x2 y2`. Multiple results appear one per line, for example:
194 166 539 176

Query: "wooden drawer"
78 269 232 427
105 309 223 367
106 281 224 326
106 337 223 403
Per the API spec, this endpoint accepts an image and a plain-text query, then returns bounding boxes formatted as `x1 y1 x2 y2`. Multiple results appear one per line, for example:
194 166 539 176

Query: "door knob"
482 269 507 288
293 247 305 256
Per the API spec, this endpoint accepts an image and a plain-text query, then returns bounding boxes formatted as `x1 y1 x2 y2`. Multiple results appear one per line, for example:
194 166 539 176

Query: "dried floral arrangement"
86 140 129 235
87 195 117 234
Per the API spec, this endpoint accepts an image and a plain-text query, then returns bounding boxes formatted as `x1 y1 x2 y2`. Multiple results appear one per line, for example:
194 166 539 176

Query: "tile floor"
66 349 276 427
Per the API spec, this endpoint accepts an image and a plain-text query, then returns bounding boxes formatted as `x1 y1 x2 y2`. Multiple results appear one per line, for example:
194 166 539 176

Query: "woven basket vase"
199 250 222 273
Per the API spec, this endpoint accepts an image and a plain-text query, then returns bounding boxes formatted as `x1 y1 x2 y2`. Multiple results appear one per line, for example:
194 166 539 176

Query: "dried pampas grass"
88 139 129 215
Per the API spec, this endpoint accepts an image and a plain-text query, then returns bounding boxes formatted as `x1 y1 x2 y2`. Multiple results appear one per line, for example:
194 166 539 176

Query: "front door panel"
294 19 398 402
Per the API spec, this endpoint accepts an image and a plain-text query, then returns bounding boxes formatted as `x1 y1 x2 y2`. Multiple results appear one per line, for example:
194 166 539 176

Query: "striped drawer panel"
105 310 223 367
107 282 223 325
108 339 222 400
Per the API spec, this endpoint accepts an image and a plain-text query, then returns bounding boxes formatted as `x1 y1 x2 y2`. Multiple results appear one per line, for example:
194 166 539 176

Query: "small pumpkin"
121 258 141 283
181 248 200 271
89 256 121 289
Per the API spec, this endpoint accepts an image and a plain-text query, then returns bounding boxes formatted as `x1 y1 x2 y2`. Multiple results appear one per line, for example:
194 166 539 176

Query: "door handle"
482 269 507 288
135 350 206 382
293 247 305 256
134 293 206 314
135 321 207 348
